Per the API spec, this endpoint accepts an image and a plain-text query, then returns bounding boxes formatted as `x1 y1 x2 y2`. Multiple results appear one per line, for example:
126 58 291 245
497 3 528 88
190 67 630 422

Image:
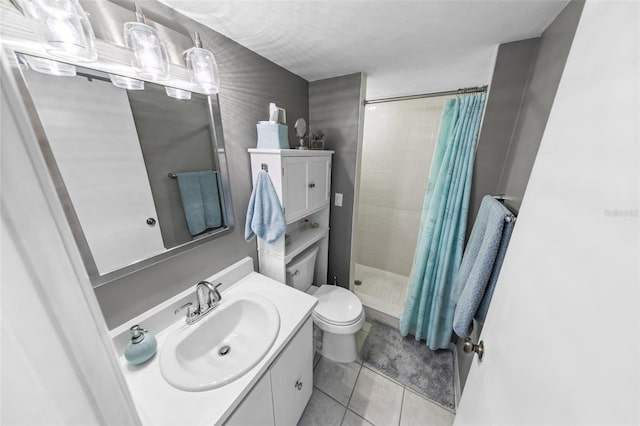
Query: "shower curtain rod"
364 85 488 105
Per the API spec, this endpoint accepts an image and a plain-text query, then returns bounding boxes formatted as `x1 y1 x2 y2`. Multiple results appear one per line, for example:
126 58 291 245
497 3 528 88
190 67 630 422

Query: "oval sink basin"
160 293 280 391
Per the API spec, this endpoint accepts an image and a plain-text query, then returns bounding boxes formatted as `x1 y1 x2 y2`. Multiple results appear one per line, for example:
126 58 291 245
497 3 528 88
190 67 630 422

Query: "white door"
23 70 166 275
456 3 639 425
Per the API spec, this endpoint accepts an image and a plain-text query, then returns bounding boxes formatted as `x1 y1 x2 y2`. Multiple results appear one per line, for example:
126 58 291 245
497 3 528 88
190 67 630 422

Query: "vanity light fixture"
165 87 192 100
109 74 144 90
185 32 220 95
124 4 170 81
26 0 98 62
19 53 77 76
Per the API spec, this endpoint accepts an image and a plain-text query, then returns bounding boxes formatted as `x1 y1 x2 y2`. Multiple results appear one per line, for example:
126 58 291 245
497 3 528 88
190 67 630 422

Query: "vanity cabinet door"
307 156 331 211
224 373 275 426
270 318 313 426
282 157 309 223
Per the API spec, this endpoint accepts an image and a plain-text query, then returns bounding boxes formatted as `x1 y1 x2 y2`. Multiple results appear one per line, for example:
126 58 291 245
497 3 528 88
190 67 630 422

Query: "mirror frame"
5 47 235 287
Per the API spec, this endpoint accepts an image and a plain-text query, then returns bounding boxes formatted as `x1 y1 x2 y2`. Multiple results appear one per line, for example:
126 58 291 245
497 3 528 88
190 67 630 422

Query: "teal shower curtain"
400 93 486 350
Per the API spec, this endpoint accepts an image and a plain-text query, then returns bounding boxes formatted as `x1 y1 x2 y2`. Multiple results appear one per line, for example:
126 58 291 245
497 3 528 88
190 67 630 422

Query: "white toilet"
286 245 365 363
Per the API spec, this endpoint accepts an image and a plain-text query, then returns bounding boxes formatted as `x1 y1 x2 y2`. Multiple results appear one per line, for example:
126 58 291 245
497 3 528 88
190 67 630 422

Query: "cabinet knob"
146 218 156 226
308 183 315 188
294 380 303 391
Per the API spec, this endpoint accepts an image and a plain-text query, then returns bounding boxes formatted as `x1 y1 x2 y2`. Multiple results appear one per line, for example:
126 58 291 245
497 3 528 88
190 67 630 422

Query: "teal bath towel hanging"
400 93 486 350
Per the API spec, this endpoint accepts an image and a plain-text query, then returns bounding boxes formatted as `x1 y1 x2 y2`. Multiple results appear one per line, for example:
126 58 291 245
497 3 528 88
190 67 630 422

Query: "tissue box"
257 122 289 149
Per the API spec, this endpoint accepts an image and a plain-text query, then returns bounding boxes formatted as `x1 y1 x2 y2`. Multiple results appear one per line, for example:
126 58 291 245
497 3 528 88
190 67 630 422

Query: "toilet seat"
312 285 364 334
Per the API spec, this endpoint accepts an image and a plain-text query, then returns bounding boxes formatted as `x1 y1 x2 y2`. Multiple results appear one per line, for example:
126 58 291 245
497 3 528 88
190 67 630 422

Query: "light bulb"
30 0 97 62
109 74 144 90
165 87 192 100
124 22 170 81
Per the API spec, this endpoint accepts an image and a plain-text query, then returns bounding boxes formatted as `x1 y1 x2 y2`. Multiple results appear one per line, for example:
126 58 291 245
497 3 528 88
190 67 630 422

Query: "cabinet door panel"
282 158 308 222
308 157 331 211
224 373 274 426
270 318 313 426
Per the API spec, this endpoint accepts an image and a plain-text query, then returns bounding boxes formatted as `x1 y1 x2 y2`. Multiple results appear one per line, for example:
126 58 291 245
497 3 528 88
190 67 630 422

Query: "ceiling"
158 0 569 99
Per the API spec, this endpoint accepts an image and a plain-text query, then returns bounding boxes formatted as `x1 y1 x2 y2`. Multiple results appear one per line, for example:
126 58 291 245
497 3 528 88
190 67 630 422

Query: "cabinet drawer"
270 318 313 425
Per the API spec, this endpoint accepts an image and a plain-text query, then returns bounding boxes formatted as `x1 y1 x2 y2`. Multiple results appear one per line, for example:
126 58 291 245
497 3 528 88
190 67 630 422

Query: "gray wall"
309 73 365 288
93 0 309 329
468 38 540 232
459 0 584 390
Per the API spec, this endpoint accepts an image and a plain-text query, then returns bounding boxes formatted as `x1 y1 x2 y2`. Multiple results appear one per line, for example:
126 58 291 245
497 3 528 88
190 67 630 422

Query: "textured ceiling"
158 0 569 99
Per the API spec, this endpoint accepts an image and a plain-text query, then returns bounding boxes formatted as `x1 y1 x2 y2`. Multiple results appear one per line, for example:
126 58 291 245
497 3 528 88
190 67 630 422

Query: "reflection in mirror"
16 53 233 284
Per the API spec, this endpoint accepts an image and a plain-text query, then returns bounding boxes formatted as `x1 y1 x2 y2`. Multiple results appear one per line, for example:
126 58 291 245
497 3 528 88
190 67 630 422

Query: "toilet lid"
313 285 363 325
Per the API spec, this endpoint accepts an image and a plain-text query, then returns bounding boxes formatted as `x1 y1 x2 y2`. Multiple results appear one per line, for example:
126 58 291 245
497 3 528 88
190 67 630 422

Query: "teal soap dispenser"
124 325 157 366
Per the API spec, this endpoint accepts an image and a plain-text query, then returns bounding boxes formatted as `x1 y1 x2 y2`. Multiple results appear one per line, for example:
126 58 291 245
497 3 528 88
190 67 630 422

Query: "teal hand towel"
452 195 515 337
245 170 286 244
176 171 222 236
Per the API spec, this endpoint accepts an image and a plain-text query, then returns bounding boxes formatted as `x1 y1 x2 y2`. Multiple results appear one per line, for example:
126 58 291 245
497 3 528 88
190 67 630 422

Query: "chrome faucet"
175 281 223 325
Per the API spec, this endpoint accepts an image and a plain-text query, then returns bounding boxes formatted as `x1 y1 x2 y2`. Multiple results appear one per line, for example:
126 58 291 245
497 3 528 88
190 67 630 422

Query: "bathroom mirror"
12 52 234 287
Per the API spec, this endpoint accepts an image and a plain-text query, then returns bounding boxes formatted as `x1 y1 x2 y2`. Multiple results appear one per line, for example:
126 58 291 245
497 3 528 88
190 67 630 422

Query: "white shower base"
354 263 409 319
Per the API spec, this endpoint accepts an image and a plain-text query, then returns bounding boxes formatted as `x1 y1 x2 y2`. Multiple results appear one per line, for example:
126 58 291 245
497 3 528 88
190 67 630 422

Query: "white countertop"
111 258 317 425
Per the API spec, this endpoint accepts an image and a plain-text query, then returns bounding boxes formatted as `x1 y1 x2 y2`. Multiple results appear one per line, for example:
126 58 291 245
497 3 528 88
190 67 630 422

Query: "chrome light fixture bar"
124 3 170 81
185 32 220 95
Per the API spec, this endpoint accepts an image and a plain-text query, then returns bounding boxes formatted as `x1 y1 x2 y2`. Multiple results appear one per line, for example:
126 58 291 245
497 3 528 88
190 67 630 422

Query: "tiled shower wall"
356 97 449 276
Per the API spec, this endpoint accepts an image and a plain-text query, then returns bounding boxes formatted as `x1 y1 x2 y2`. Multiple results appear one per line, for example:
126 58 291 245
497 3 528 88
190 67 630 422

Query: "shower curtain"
400 93 486 350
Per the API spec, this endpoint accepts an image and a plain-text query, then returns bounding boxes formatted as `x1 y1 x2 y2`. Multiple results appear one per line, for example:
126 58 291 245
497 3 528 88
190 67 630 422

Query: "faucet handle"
175 302 197 318
211 282 223 303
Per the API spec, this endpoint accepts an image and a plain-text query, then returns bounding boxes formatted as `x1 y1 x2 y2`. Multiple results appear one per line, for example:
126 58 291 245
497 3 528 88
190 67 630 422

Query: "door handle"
308 183 316 188
463 338 485 361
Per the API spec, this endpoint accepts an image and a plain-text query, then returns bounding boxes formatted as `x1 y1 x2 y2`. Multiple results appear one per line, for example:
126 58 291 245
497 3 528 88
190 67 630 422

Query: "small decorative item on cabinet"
310 129 325 150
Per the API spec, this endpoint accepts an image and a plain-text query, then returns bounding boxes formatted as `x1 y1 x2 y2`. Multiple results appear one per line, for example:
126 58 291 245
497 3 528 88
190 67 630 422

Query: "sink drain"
219 345 231 356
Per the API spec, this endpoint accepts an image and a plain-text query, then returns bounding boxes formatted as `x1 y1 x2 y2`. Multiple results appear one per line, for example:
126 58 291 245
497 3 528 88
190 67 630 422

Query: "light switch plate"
335 193 343 207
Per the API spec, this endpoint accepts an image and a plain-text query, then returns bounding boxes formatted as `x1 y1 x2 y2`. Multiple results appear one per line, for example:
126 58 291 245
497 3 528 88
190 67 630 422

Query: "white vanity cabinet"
248 149 333 285
224 318 313 426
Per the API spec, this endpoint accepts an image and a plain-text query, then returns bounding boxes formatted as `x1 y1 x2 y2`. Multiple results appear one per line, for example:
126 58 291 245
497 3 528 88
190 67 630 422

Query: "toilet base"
320 331 358 363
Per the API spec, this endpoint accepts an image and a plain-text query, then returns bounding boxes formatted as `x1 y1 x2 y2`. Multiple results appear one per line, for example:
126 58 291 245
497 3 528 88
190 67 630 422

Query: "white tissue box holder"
257 122 289 149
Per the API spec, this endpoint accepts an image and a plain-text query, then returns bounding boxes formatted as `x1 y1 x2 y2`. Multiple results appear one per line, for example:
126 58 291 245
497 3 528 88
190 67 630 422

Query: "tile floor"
354 264 409 319
299 324 455 426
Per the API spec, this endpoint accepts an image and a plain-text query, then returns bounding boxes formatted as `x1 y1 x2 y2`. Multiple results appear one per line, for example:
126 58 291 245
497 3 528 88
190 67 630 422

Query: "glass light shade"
29 0 97 62
109 74 144 90
124 22 170 81
24 55 77 76
165 87 191 100
185 47 220 94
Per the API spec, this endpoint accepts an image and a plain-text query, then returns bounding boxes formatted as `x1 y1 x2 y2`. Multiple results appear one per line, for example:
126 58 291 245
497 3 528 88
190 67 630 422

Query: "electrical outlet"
335 193 343 207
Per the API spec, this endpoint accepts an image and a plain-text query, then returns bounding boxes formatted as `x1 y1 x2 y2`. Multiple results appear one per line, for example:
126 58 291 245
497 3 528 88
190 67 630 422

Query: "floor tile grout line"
345 362 363 410
398 386 406 426
313 385 349 412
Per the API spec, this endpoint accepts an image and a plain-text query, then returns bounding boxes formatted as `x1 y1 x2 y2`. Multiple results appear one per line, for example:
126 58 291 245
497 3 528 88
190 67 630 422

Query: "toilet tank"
286 245 319 292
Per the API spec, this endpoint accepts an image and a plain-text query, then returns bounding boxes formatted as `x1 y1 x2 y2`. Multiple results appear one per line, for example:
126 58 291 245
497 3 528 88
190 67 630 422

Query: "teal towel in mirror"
245 170 286 244
176 171 222 236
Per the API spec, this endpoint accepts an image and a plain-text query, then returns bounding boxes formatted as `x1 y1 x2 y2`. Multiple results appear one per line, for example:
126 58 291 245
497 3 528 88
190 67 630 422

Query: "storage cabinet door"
282 157 309 223
224 373 275 426
307 157 331 211
270 318 313 426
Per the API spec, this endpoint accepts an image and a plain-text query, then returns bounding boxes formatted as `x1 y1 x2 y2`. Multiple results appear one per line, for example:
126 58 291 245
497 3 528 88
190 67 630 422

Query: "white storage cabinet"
248 149 333 285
